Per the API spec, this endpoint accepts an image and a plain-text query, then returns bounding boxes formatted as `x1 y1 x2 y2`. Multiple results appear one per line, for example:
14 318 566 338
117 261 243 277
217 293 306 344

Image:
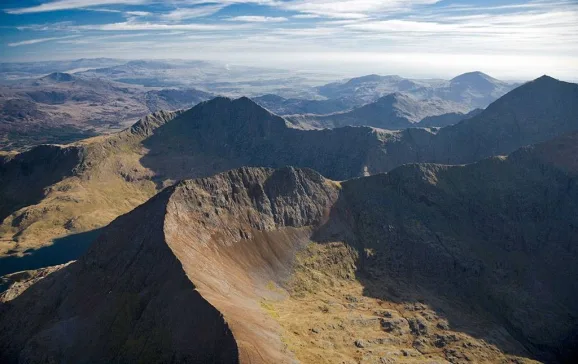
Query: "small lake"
0 229 102 278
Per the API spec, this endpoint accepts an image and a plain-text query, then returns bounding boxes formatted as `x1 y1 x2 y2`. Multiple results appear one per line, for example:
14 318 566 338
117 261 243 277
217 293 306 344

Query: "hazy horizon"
1 0 577 80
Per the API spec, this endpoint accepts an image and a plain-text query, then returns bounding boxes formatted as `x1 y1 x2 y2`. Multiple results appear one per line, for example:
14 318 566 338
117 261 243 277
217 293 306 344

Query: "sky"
1 0 577 79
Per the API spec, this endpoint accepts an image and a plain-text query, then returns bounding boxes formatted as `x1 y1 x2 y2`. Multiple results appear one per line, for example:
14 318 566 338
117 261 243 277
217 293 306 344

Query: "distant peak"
344 74 384 85
193 96 278 117
451 71 497 83
377 92 409 102
42 72 74 82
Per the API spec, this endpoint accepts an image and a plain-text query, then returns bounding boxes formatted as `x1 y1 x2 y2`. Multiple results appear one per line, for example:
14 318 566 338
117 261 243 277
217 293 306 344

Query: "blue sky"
1 0 577 79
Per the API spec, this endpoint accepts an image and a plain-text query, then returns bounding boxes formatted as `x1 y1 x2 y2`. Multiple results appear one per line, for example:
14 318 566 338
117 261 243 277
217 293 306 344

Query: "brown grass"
261 242 540 364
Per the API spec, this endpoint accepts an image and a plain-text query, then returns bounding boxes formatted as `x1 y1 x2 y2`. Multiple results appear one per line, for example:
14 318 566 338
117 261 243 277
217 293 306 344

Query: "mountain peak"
42 72 75 82
195 96 270 114
375 92 412 103
343 74 384 86
451 71 498 84
532 75 560 84
504 75 569 96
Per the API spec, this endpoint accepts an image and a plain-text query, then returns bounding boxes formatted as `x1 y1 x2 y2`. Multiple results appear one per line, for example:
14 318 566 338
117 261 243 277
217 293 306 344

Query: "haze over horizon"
1 0 577 80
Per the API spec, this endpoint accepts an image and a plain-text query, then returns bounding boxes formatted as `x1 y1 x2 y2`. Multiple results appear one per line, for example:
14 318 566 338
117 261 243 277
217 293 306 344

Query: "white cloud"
8 35 81 46
72 21 249 31
5 0 149 14
3 0 578 80
5 0 444 18
277 0 442 19
125 11 151 16
292 14 321 19
227 16 288 22
161 5 226 21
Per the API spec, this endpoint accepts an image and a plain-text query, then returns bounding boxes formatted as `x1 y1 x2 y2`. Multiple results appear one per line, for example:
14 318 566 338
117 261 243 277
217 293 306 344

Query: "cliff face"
1 134 578 363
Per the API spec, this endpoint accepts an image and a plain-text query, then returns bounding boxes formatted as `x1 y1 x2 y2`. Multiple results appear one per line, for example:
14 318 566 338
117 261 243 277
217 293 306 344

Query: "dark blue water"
0 229 102 278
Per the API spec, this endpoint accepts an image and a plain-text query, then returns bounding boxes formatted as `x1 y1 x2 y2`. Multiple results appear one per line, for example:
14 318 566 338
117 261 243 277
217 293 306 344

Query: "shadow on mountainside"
311 155 578 363
138 97 392 183
0 190 239 364
0 145 82 223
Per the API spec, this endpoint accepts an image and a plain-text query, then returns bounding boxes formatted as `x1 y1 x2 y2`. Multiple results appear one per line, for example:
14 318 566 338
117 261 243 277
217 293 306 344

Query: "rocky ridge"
2 131 578 362
1 76 577 258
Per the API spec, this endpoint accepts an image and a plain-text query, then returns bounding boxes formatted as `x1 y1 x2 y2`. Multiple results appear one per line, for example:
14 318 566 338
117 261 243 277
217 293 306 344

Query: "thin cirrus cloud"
4 0 149 14
160 5 227 21
227 16 288 22
4 0 443 16
2 0 578 79
8 35 81 47
73 22 248 31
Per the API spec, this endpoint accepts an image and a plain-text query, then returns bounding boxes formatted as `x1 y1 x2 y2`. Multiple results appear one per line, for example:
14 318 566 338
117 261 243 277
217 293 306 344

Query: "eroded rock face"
1 136 578 363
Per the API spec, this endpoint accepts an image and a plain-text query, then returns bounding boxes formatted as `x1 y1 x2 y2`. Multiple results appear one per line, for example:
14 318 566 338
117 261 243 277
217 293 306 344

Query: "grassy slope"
0 114 173 256
263 242 538 364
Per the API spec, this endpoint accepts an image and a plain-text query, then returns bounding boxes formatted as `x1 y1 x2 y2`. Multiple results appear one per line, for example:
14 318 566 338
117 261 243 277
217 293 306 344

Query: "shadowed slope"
0 145 83 221
329 132 578 362
140 96 391 181
0 111 179 256
0 167 339 363
428 75 578 164
0 187 239 363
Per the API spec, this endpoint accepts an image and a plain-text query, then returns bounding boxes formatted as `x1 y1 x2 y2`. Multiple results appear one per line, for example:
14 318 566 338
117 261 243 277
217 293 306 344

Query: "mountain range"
1 131 577 362
318 71 518 109
0 72 212 151
286 92 472 130
253 94 355 116
0 65 520 151
1 75 576 258
0 73 577 363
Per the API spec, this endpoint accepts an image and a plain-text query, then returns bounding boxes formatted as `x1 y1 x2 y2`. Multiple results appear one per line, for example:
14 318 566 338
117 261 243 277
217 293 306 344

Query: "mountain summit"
450 71 500 84
41 72 75 82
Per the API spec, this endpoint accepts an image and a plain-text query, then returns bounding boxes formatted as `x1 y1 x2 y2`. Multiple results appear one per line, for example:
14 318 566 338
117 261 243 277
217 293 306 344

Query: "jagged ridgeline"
0 76 578 363
2 131 578 362
1 76 577 258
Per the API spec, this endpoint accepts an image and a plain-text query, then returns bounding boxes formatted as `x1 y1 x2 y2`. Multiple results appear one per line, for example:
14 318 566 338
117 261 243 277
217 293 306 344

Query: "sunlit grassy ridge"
0 111 177 256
